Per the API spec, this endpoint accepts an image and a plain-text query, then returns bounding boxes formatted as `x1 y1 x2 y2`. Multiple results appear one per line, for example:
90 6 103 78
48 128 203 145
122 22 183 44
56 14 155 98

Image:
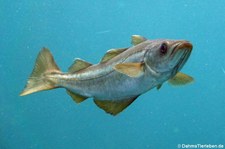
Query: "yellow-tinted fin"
114 62 144 77
68 58 92 73
20 48 60 96
131 35 147 45
66 90 88 103
168 72 194 86
100 48 128 63
94 96 139 115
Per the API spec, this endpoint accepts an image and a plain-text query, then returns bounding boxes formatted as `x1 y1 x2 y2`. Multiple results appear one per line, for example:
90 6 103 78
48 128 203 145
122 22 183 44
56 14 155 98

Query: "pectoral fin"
168 72 194 86
94 96 139 115
66 90 88 103
114 62 144 77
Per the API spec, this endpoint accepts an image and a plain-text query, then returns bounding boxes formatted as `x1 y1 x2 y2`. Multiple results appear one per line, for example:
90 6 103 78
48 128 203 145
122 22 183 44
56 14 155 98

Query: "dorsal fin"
68 58 92 73
94 96 139 116
66 90 88 103
100 48 128 63
131 35 147 45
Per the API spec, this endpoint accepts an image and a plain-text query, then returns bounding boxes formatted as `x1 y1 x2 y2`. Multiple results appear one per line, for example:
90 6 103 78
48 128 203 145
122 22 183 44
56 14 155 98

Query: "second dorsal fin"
68 58 92 73
100 48 128 63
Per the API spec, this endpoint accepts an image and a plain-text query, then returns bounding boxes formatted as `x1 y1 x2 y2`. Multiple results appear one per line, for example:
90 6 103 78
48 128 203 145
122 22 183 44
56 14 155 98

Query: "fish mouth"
170 41 192 57
170 41 193 75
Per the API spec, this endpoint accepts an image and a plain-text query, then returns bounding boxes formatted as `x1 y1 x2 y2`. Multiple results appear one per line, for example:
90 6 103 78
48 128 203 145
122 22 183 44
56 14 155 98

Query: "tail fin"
20 48 60 96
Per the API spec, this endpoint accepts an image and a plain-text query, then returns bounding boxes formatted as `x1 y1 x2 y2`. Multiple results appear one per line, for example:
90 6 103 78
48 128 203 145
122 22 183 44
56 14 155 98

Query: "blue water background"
1 0 225 148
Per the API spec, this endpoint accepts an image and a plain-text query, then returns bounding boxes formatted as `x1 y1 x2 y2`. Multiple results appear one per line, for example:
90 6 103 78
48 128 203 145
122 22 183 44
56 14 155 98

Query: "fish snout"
177 41 193 51
170 41 193 75
170 41 192 58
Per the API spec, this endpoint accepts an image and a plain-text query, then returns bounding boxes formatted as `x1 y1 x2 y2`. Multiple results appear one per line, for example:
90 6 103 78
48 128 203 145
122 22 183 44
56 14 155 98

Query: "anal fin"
66 90 88 103
94 96 139 116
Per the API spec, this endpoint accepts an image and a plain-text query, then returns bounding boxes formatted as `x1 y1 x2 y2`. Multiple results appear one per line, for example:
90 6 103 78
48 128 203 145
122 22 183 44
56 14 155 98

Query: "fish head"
144 39 193 77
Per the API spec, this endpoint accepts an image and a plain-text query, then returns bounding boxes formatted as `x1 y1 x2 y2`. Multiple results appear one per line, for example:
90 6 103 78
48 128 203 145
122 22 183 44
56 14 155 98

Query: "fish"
20 35 194 115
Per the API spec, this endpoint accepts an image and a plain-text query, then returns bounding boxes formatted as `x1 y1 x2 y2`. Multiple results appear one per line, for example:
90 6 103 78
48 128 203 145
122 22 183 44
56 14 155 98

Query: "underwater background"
1 0 225 149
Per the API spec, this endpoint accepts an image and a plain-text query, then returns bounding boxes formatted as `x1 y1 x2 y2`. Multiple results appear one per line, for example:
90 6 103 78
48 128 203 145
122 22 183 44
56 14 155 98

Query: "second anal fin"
66 90 88 103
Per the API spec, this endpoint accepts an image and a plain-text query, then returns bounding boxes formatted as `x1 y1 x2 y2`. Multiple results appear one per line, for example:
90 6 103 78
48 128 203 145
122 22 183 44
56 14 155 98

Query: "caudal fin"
20 48 60 96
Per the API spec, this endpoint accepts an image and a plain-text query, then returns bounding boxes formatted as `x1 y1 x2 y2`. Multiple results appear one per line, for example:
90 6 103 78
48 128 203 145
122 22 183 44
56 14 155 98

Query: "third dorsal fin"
68 58 92 73
100 48 128 63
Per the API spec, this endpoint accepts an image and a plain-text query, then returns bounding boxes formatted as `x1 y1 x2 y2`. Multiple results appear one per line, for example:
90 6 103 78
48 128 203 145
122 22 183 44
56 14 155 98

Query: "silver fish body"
20 35 193 115
56 41 155 100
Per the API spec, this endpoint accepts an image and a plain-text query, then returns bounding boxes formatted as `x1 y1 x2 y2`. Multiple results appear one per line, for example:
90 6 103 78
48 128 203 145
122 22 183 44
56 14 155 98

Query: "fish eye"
160 43 168 56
